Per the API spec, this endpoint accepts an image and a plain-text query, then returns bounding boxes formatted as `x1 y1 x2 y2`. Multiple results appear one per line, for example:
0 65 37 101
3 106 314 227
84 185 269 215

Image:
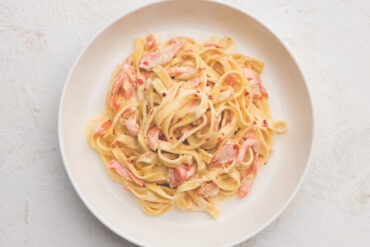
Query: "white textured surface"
0 0 369 246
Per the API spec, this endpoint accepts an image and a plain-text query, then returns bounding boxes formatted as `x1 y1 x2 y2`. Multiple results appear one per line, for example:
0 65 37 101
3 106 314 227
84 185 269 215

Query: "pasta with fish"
86 34 287 218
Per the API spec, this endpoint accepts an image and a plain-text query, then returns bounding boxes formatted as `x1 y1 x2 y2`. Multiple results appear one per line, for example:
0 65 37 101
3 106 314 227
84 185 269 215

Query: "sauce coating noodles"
86 35 287 218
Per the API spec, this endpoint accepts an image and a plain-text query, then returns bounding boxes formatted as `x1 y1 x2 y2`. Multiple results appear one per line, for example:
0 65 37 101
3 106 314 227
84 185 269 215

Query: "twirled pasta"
86 34 287 218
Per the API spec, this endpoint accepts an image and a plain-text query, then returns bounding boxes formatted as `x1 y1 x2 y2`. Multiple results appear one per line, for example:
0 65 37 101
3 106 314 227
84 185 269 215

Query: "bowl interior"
59 1 313 246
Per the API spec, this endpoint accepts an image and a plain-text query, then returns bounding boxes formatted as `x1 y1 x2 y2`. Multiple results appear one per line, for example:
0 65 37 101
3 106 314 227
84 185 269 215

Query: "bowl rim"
58 0 316 246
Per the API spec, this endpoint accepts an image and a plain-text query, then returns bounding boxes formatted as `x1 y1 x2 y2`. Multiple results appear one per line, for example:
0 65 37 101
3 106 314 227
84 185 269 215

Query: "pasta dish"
86 34 287 218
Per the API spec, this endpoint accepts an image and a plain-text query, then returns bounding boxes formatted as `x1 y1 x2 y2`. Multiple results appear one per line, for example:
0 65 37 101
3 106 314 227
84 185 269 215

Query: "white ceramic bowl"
58 1 314 246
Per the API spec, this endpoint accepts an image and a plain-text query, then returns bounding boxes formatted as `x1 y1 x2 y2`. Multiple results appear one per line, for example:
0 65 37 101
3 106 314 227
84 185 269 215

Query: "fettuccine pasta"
86 34 287 218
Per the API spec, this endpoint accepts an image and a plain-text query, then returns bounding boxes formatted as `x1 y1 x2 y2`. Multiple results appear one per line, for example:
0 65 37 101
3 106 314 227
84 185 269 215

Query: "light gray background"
1 0 369 246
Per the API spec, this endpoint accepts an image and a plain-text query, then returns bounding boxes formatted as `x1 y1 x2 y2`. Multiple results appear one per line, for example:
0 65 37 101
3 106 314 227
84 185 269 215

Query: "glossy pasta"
86 34 287 218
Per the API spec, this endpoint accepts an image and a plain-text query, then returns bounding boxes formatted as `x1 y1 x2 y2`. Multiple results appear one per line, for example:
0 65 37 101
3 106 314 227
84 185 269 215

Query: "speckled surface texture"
1 0 369 246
